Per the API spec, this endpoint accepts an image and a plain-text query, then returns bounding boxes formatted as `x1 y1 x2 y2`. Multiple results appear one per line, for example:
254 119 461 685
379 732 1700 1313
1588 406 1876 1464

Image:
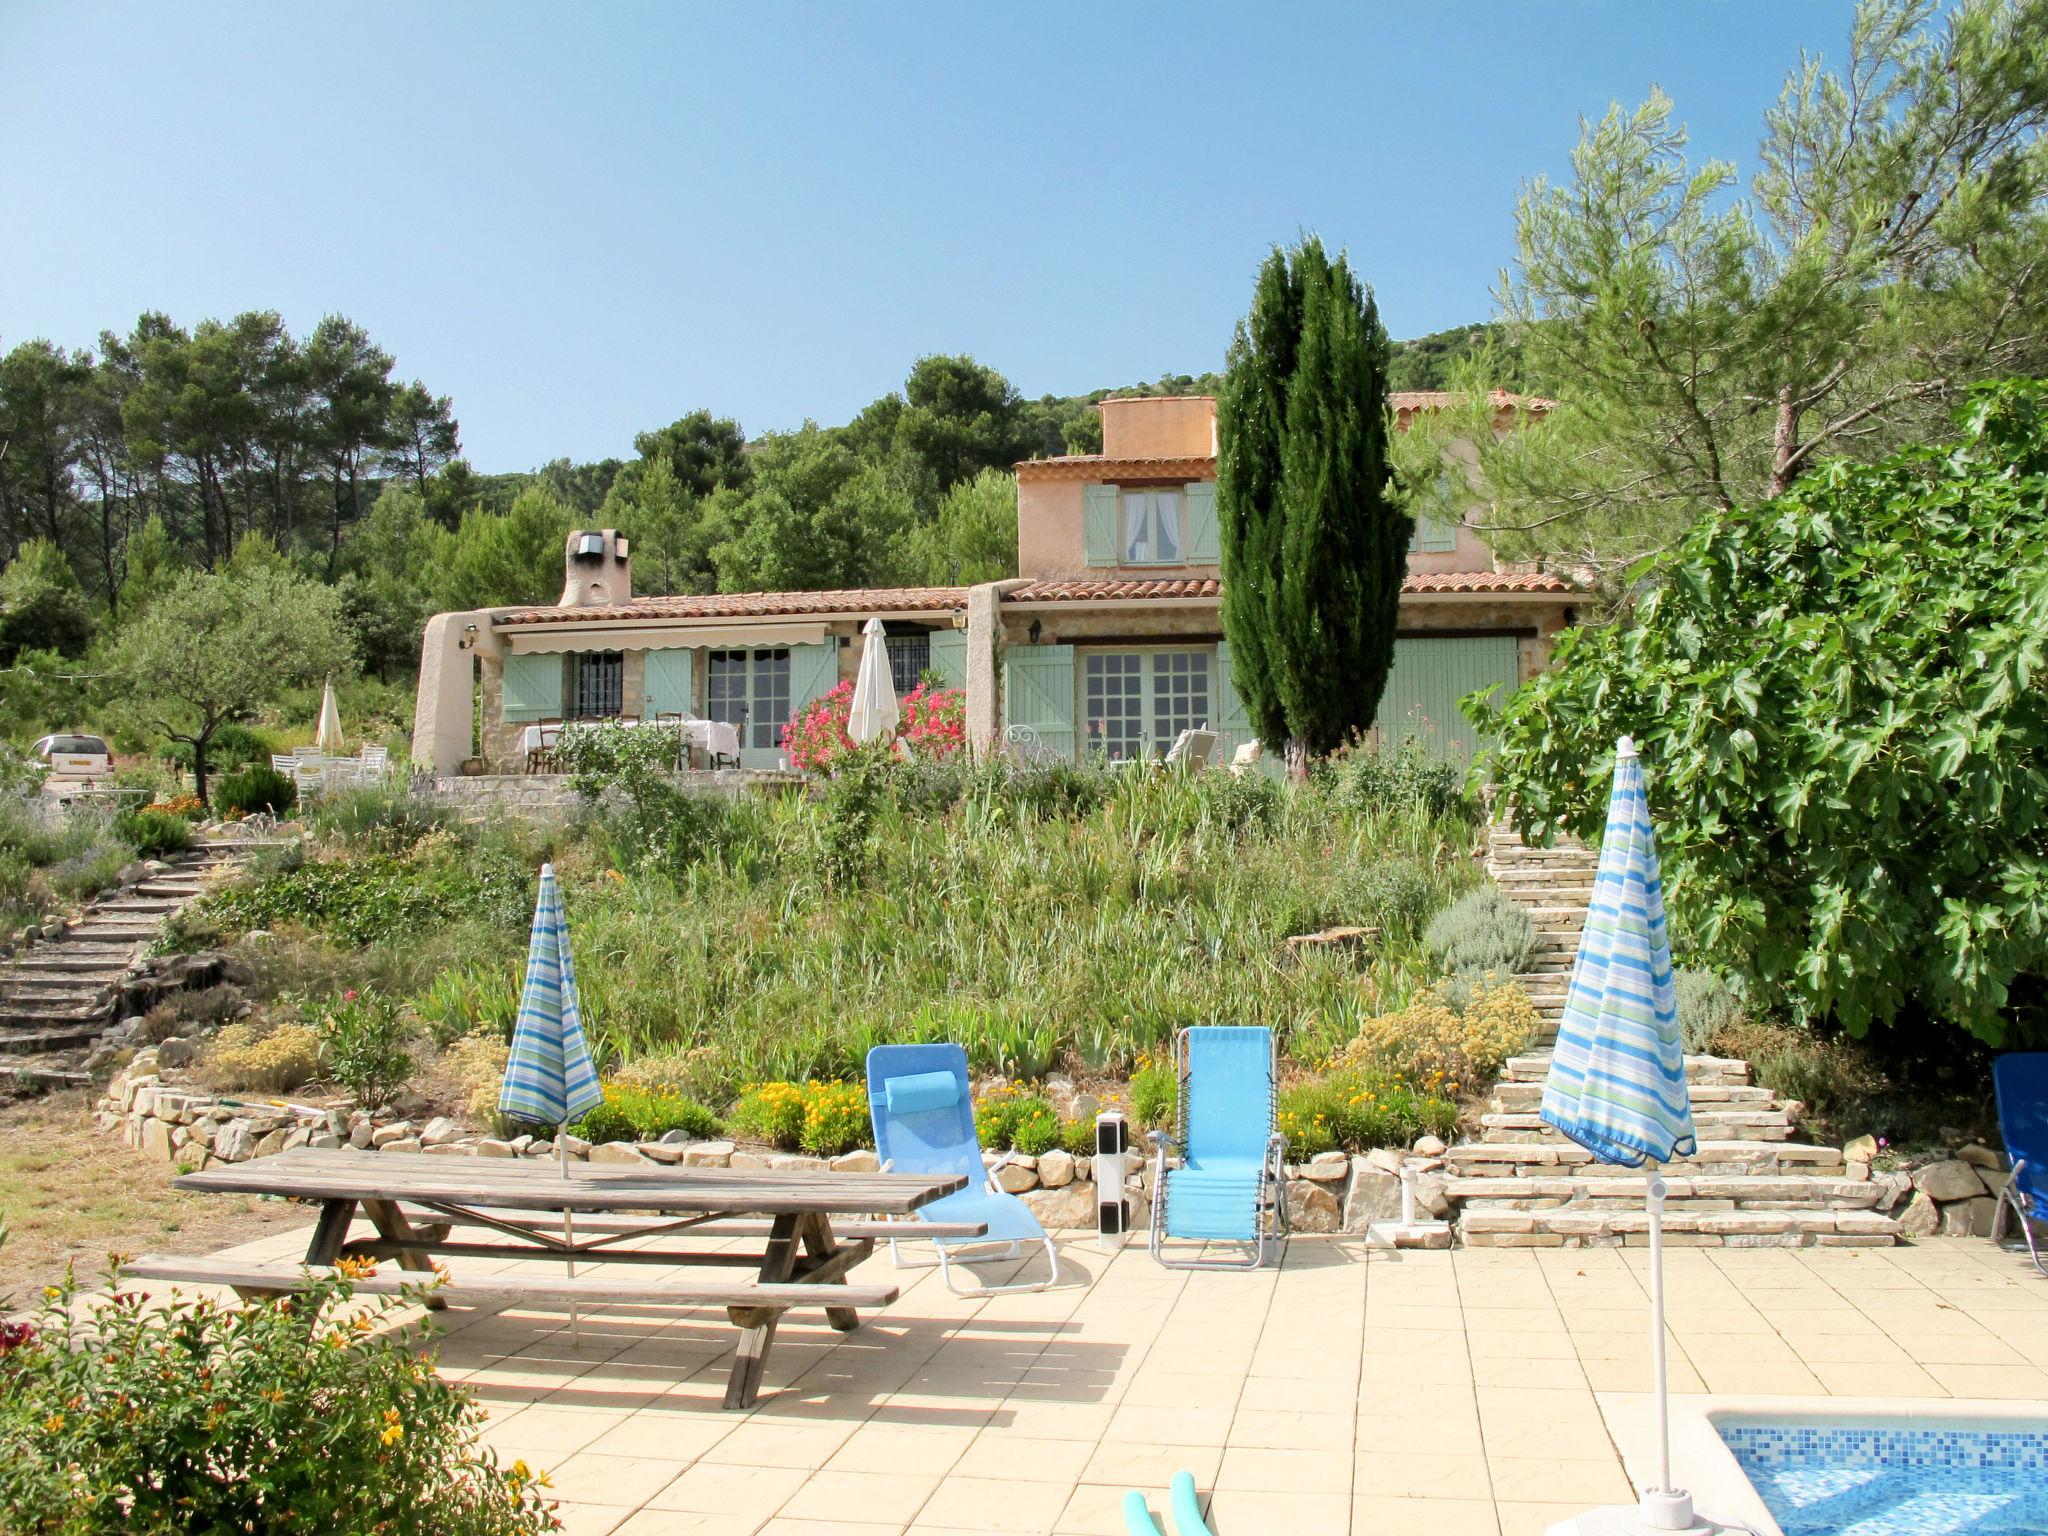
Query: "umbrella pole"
1647 1165 1670 1495
560 1135 581 1349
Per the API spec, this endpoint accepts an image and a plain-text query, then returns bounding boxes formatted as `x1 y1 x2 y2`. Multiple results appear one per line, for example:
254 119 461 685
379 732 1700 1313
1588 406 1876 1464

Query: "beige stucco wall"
1099 396 1217 458
1016 476 1224 584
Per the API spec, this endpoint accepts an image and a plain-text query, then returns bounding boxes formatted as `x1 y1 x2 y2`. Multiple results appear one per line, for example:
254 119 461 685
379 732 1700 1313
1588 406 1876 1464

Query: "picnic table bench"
128 1147 973 1408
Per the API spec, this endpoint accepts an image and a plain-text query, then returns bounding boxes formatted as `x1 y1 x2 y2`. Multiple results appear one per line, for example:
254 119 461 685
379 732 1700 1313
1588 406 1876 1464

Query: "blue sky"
1 2 1854 471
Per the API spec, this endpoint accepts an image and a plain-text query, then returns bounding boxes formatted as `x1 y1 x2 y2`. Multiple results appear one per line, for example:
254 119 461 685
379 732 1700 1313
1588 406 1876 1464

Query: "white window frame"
1120 488 1187 566
706 647 793 749
1079 646 1212 761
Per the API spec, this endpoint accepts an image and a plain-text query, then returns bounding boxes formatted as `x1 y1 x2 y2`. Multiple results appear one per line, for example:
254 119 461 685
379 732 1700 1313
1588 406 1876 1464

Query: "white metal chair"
1164 727 1218 771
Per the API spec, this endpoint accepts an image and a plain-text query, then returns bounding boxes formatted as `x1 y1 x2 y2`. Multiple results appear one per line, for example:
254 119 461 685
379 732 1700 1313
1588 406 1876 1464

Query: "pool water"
1720 1421 2048 1536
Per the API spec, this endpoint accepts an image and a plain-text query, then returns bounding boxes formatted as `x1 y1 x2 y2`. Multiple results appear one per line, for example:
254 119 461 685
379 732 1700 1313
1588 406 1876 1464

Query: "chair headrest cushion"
885 1070 963 1115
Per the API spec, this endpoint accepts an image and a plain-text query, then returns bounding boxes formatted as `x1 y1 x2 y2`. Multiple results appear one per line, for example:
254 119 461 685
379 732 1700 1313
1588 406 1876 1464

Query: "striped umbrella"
500 863 604 1342
1540 737 1716 1536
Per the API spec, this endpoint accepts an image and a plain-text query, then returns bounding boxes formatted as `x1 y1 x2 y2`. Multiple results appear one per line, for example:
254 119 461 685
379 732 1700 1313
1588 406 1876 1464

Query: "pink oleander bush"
783 681 966 772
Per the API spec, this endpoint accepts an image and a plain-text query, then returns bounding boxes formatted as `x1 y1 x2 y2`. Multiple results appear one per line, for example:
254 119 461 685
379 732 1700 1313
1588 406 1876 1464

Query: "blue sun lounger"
866 1043 1061 1295
1992 1052 2048 1276
1122 1471 1213 1536
1148 1025 1288 1269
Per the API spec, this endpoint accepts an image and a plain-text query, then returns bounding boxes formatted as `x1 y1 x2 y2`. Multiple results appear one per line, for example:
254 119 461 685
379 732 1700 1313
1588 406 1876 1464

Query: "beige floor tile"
1237 1373 1359 1414
545 1453 699 1509
1472 1354 1587 1389
1355 1410 1485 1455
554 1506 632 1536
1076 1442 1223 1490
646 1462 812 1517
1497 1499 1600 1536
826 1424 981 1475
1924 1362 2048 1397
1896 1331 2031 1365
1580 1358 1707 1394
1489 1457 1632 1504
1050 1484 1166 1536
1467 1330 1581 1361
1354 1451 1492 1500
776 1469 943 1525
1199 1489 1351 1532
952 1435 1099 1484
1807 1361 1948 1397
1225 1408 1353 1452
481 1406 633 1460
1694 1360 1828 1395
1353 1494 1501 1535
1788 1331 1914 1365
1116 1371 1243 1409
756 1523 905 1536
700 1419 861 1470
914 1476 1075 1532
583 1412 740 1462
1214 1445 1353 1495
1104 1404 1235 1446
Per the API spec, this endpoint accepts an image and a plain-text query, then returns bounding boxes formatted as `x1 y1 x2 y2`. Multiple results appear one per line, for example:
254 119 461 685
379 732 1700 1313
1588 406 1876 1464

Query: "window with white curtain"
1121 488 1185 565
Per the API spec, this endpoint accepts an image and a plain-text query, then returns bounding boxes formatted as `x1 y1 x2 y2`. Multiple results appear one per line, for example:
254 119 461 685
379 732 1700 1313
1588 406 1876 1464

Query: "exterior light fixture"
458 623 479 651
1027 619 1043 645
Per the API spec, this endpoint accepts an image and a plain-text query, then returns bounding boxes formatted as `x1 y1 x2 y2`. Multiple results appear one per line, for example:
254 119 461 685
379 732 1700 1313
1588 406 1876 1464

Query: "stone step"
90 901 186 917
137 881 205 897
1490 1081 1779 1113
0 976 111 999
0 1023 109 1055
1458 1207 1899 1247
1501 1052 1752 1086
1445 1140 1844 1178
1478 1110 1797 1144
1448 1174 1883 1208
7 953 135 974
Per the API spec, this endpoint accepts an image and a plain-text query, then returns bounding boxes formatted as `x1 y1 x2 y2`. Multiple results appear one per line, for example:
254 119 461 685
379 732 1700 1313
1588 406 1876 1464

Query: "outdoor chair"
270 754 297 776
1227 741 1263 778
865 1043 1061 1295
1163 726 1217 771
1991 1052 2048 1276
1148 1026 1288 1269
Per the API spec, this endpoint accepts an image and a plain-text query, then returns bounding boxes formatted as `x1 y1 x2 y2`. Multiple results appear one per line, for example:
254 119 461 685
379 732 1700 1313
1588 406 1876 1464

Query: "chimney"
559 528 632 608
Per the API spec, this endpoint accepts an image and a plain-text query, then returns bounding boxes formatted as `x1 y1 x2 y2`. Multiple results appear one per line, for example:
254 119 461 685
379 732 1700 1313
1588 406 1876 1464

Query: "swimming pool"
1718 1419 2048 1536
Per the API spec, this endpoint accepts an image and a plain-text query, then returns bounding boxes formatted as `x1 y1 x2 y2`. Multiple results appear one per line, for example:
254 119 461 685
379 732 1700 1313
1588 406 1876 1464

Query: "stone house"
410 394 1578 774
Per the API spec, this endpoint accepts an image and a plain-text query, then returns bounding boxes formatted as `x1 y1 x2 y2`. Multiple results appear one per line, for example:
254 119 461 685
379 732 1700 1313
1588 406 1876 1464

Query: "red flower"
0 1320 37 1354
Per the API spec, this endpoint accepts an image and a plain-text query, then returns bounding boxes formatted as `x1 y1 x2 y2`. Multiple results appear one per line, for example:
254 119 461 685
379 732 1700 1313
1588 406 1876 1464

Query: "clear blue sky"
1 2 1854 472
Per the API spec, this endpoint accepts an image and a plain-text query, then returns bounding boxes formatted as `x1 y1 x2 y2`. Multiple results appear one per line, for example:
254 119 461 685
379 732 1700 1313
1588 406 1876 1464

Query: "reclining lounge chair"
1148 1025 1288 1269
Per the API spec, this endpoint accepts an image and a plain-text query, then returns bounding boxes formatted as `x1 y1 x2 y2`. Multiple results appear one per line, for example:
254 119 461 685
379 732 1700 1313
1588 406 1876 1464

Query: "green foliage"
1424 888 1536 979
212 766 297 818
904 467 1020 585
202 835 530 948
726 1080 871 1155
570 1083 724 1145
1329 738 1469 821
0 1270 556 1536
113 806 194 859
727 1082 808 1149
1675 968 1746 1056
1217 237 1411 757
974 1088 1061 1155
0 538 93 662
1278 1070 1460 1156
319 990 415 1107
166 722 273 777
0 795 130 931
1479 0 2048 581
305 786 454 855
202 1020 325 1094
412 963 523 1049
1485 383 2048 1045
1127 1057 1178 1130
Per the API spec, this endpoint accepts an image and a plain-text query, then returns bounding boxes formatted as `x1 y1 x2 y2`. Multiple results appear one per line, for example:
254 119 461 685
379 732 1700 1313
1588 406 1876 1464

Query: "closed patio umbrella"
1542 738 1732 1536
847 616 900 746
315 677 345 755
501 863 605 1344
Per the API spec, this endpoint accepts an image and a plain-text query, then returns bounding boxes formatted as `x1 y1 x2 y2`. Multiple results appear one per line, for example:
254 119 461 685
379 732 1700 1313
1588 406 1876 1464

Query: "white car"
33 733 113 791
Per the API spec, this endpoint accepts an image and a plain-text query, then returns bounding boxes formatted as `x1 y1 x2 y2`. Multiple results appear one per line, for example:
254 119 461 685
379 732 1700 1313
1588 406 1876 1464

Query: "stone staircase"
1484 822 1600 1037
0 840 244 1063
1447 1051 1902 1248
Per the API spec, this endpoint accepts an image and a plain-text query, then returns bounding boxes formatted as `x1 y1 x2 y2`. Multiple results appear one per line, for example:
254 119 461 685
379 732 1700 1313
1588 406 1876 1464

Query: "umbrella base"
1546 1491 1747 1535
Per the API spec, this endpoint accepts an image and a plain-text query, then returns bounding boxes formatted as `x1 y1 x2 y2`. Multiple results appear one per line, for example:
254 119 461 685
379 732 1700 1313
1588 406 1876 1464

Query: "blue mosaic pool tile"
1720 1423 2048 1536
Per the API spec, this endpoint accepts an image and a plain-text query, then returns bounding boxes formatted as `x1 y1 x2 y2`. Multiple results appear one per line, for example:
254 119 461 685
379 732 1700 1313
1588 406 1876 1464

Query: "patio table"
155 1146 971 1407
517 717 742 770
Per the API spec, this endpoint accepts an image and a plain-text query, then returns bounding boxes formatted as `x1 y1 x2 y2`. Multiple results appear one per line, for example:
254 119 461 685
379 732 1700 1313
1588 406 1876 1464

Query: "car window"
42 736 108 755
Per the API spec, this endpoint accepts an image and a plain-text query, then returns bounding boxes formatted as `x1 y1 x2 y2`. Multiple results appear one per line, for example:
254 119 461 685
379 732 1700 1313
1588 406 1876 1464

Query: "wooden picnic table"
143 1147 972 1408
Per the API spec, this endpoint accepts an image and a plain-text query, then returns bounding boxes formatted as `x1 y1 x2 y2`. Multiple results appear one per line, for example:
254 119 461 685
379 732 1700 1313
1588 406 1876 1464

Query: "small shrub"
307 785 456 854
610 1046 720 1103
0 1271 558 1536
213 764 298 818
974 1085 1059 1153
1351 857 1442 938
320 990 415 1107
798 1080 871 1156
114 807 194 859
571 1083 724 1145
1676 968 1745 1055
203 1020 325 1093
728 1081 808 1148
440 1030 512 1131
167 722 273 776
1281 1070 1458 1156
1424 887 1535 978
413 964 522 1049
1336 980 1540 1100
1059 1117 1097 1158
1331 737 1469 820
1003 760 1113 820
1128 1056 1178 1130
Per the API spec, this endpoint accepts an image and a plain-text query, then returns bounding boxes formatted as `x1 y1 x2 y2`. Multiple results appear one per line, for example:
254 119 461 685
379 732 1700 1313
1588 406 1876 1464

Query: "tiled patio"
177 1227 2048 1536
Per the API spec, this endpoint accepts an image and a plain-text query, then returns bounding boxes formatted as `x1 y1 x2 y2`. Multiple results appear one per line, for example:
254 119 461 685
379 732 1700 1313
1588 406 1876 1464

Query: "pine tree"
1217 238 1408 764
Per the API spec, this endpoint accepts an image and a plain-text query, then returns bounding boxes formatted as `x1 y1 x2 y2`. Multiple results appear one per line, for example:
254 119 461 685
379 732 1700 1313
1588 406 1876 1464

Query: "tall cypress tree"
1217 238 1407 764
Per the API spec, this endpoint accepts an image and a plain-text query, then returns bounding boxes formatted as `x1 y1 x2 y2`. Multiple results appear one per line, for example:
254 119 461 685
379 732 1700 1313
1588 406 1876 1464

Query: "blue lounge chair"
1122 1471 1214 1536
865 1043 1061 1295
1148 1025 1288 1269
1992 1052 2048 1276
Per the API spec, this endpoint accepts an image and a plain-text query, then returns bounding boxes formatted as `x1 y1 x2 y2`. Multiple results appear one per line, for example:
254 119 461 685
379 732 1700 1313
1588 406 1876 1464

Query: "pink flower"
342 989 359 1003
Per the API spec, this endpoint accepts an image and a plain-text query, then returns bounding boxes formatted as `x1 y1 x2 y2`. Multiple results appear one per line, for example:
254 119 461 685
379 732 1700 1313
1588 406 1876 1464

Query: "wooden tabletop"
172 1146 966 1216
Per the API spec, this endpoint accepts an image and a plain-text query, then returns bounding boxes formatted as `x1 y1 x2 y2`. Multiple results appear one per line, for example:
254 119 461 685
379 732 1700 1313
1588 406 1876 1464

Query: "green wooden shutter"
927 630 967 689
1185 482 1219 564
643 648 693 716
1002 643 1076 761
502 652 564 722
1082 485 1117 567
790 642 838 714
1420 516 1458 553
1373 635 1520 764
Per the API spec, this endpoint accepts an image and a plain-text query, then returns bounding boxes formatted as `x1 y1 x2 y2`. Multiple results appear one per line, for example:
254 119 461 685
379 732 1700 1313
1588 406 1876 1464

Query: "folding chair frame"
878 1154 1062 1296
1148 1027 1289 1270
1990 1157 2047 1277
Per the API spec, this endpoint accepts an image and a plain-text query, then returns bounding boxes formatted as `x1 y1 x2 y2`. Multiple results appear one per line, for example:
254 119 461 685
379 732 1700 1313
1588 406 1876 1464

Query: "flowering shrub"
727 1080 873 1155
0 1268 559 1534
321 988 415 1107
1334 980 1540 1100
571 1083 723 1144
973 1084 1061 1155
781 680 968 772
142 794 207 821
201 1020 325 1094
899 684 965 760
1279 1071 1458 1156
782 681 856 772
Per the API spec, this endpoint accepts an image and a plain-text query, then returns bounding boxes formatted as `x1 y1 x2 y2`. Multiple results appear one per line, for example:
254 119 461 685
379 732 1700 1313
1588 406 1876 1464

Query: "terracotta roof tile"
493 586 967 626
1013 454 1215 482
1004 571 1577 603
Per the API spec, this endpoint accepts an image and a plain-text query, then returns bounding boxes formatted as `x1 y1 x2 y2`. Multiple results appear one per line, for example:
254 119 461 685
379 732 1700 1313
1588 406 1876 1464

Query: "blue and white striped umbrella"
1541 736 1697 1168
500 863 604 1130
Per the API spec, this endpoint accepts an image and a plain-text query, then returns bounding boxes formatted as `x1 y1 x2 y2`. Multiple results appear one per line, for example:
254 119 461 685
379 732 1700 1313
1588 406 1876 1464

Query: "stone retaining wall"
96 1058 1452 1241
410 770 770 817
